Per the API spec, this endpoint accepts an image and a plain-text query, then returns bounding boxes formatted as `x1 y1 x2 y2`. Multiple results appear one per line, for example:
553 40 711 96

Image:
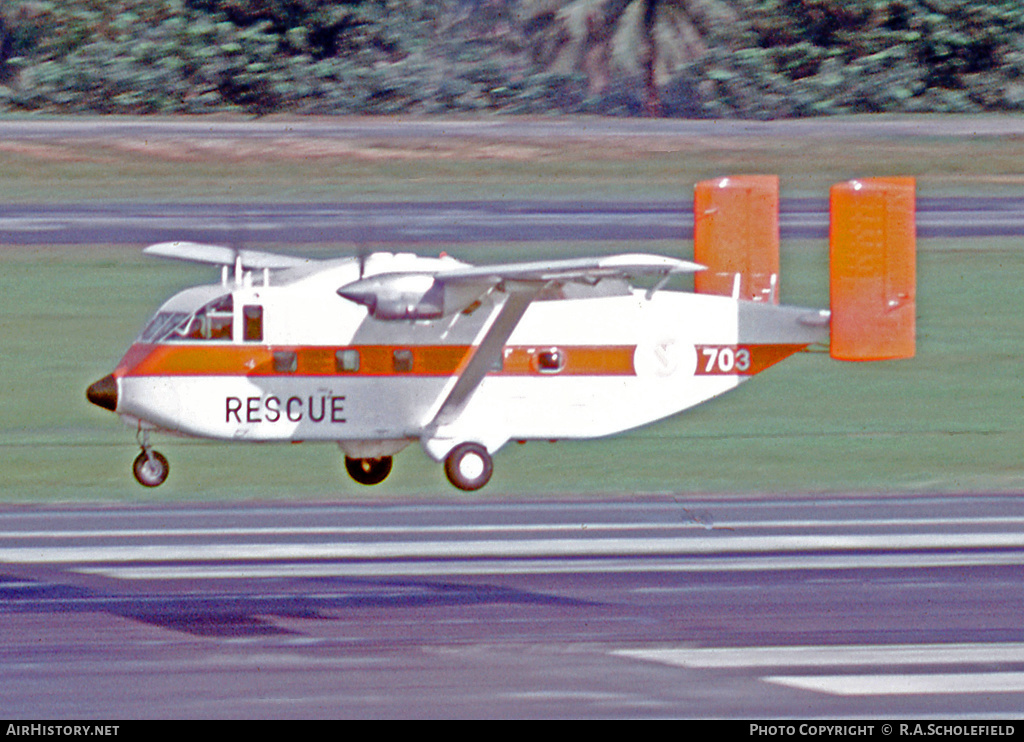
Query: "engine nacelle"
338 274 443 320
338 273 488 321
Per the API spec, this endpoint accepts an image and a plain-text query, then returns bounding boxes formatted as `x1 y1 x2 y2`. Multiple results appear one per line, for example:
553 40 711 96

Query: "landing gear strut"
133 429 169 487
345 455 393 485
444 442 493 491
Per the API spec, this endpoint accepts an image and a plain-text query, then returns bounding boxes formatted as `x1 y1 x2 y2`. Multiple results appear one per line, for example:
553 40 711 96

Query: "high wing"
433 253 703 284
144 241 312 270
337 253 704 321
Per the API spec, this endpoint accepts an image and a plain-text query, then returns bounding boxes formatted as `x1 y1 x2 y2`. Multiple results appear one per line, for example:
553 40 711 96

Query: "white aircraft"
86 178 915 491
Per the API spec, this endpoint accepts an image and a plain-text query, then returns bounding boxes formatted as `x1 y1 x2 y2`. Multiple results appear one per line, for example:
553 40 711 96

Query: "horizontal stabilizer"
144 241 311 270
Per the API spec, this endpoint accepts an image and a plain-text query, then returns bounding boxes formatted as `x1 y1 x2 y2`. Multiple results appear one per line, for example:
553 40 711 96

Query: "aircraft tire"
444 443 493 491
345 455 393 486
133 450 169 487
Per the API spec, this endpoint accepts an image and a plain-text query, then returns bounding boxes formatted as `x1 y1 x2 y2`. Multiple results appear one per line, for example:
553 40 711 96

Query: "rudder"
829 177 916 361
694 175 780 303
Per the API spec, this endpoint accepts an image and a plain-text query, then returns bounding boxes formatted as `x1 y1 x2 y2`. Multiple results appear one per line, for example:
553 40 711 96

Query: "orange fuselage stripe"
117 343 809 379
117 343 639 378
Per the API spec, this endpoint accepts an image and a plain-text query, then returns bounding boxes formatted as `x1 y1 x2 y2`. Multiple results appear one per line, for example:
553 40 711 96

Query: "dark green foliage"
0 0 444 114
2 0 1024 117
731 0 1024 115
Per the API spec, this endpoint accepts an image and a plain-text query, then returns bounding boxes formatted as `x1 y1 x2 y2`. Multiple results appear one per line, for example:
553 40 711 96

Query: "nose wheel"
132 428 169 487
444 443 493 491
133 449 169 487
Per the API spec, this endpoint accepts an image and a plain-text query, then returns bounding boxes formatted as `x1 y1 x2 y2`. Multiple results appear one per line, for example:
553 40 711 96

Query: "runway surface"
2 196 1023 245
3 495 1024 718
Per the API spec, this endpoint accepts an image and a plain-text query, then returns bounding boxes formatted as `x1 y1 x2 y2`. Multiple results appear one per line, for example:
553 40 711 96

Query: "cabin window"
273 350 297 373
243 305 263 342
393 349 414 373
336 349 360 373
534 348 566 374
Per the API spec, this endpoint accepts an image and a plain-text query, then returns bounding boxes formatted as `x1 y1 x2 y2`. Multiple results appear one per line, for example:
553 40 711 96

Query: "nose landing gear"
133 450 169 487
133 428 169 487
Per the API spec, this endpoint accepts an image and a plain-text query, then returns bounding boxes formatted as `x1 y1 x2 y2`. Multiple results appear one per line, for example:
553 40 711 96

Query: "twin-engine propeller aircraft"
86 176 915 491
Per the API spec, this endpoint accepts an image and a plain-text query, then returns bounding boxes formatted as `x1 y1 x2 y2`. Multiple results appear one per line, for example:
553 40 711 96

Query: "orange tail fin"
829 177 916 361
694 175 780 304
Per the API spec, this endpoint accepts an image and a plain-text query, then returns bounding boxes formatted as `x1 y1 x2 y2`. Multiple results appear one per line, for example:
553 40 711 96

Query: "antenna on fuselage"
356 242 370 279
228 202 251 287
226 204 273 287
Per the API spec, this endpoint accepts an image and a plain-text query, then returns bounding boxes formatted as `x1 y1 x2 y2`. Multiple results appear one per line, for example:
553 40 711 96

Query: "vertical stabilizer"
694 175 780 303
829 177 916 361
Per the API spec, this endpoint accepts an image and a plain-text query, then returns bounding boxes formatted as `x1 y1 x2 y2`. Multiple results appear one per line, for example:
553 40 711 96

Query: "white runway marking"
765 673 1024 696
3 531 1024 565
5 514 1024 540
75 551 1024 580
615 644 1024 697
614 643 1024 668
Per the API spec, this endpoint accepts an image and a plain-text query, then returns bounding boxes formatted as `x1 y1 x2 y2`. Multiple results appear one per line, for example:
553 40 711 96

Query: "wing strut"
425 282 541 432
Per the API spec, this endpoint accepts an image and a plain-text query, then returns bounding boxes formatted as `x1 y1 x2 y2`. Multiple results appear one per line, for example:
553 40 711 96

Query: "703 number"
697 345 752 375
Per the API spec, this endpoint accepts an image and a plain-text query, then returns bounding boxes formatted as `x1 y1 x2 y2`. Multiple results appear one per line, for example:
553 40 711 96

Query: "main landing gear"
344 455 393 486
133 429 169 487
443 442 493 491
343 443 494 491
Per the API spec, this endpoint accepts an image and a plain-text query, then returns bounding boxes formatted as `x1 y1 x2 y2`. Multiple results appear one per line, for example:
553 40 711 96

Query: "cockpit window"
139 311 189 343
140 295 234 343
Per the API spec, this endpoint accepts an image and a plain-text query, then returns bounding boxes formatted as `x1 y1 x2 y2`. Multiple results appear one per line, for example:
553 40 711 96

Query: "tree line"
1 0 1022 118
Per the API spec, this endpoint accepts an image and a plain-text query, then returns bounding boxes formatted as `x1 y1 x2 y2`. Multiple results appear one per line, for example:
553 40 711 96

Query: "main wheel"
133 450 169 487
444 443 493 491
345 455 393 485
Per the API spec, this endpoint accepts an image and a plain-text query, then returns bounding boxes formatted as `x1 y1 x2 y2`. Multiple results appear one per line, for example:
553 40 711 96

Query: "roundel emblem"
633 336 696 378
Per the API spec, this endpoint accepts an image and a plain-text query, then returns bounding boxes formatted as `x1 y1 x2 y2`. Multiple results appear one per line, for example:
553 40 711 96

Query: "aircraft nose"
86 374 118 412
